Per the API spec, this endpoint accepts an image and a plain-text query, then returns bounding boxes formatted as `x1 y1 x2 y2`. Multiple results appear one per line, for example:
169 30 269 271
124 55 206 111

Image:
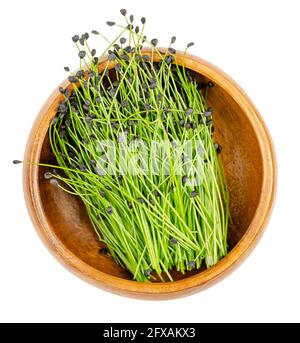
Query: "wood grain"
23 51 277 300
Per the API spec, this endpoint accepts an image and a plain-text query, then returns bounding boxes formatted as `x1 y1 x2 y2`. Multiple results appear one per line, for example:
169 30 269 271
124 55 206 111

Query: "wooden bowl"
23 51 276 300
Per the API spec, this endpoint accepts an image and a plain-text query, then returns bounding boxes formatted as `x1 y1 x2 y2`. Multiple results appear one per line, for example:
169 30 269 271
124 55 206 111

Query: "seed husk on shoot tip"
78 51 86 59
188 261 195 268
190 191 199 198
72 35 79 43
214 142 222 154
182 175 189 184
170 238 178 246
144 269 151 277
99 247 108 254
151 38 158 46
50 178 58 186
120 9 127 16
185 108 194 115
119 38 126 45
44 172 52 179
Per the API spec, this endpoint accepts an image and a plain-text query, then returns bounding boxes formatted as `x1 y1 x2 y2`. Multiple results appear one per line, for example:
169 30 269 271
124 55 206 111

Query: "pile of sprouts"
15 9 229 282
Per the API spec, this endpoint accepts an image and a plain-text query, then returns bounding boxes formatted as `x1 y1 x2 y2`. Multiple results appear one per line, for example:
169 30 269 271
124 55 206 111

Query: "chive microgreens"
16 9 229 282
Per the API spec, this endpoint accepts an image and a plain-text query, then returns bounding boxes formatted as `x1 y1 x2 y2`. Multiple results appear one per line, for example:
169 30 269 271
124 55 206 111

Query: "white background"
0 0 299 323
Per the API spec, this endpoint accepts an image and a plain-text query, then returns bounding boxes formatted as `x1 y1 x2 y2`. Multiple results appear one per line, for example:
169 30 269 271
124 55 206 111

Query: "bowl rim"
23 50 277 299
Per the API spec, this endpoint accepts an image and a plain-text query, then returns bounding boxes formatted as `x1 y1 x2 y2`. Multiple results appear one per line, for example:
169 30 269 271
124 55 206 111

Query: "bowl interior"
37 69 263 282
